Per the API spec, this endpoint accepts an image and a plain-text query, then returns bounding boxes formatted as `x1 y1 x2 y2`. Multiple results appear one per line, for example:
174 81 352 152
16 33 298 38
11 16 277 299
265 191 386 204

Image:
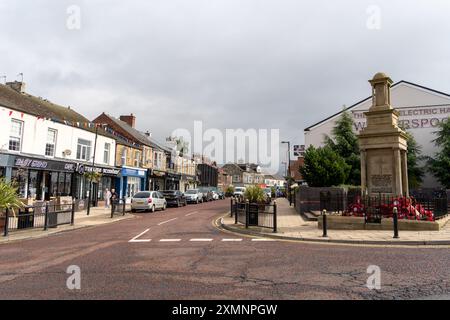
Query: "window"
134 151 141 167
76 139 91 161
121 148 127 166
104 143 110 164
9 119 23 151
45 128 57 156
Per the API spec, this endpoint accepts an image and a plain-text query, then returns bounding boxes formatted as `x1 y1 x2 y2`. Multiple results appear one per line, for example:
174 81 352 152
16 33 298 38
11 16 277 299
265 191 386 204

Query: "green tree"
324 110 360 185
428 118 450 188
0 178 24 216
404 131 425 188
300 145 350 187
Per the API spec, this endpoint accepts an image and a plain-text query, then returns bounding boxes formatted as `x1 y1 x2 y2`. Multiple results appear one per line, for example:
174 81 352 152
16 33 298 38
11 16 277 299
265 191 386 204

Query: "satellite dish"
63 149 72 156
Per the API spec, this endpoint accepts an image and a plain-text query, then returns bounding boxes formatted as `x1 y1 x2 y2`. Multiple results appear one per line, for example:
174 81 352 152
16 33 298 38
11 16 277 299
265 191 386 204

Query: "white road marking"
222 239 243 242
189 238 214 242
159 239 182 242
129 228 152 242
185 211 198 217
251 238 275 242
157 218 177 226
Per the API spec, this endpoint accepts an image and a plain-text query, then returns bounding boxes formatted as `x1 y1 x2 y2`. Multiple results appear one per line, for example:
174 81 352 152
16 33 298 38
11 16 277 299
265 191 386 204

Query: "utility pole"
87 125 99 216
281 141 291 206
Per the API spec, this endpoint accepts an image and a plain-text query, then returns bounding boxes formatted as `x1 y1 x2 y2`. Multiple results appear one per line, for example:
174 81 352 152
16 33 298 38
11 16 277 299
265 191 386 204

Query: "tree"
324 110 360 185
404 131 425 188
0 178 24 216
428 118 450 188
300 145 350 187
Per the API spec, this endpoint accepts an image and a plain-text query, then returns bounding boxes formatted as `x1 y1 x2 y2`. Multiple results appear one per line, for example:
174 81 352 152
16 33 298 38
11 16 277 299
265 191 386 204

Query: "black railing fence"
231 198 277 232
3 201 75 237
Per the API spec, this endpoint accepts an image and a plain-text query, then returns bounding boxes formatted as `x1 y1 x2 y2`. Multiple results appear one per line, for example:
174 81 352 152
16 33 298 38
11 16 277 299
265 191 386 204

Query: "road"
0 199 449 300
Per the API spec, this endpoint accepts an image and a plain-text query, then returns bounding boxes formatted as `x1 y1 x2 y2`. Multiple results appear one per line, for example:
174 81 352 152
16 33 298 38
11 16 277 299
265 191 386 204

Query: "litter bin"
248 204 259 226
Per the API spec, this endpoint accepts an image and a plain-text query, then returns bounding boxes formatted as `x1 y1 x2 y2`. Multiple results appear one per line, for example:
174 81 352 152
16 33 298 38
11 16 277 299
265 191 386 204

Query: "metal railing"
231 198 277 232
3 201 75 237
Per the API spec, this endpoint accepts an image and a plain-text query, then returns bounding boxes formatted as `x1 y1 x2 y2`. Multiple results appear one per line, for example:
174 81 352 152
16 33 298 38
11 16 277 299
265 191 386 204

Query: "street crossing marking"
129 228 152 242
189 238 214 242
157 218 178 226
159 239 182 242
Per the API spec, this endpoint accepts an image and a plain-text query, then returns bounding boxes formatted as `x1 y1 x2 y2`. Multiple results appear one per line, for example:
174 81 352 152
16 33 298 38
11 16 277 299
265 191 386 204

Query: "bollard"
273 201 277 233
70 199 75 226
4 209 9 237
230 197 233 217
44 203 49 231
234 199 238 225
111 200 115 219
245 200 249 229
122 198 126 216
393 207 399 239
322 209 328 237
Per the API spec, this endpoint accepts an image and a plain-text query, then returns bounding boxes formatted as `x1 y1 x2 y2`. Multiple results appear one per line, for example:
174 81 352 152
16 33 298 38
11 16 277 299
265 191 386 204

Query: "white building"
304 80 450 188
0 82 119 204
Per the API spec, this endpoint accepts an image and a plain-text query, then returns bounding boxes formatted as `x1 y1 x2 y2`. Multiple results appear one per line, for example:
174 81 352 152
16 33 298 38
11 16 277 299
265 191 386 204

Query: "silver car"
131 191 167 213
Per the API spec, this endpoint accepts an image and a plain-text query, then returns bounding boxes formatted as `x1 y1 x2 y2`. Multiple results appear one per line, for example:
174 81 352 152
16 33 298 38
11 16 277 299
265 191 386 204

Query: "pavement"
0 200 449 299
220 199 450 246
0 206 135 244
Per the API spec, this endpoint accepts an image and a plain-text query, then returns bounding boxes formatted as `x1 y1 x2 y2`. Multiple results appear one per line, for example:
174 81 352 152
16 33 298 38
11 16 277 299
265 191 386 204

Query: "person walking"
104 188 112 209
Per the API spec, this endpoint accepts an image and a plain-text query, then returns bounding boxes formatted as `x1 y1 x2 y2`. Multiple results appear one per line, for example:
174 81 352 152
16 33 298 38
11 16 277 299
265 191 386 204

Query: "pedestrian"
104 188 112 209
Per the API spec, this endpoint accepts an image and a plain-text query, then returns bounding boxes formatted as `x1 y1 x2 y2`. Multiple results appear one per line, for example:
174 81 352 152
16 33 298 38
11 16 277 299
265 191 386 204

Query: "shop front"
116 167 147 202
165 172 181 191
180 174 198 192
148 169 166 191
73 164 121 207
0 153 77 202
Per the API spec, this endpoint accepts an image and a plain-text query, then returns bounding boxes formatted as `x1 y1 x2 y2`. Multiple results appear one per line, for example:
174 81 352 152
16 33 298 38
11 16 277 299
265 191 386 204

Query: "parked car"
217 190 225 199
211 191 219 200
263 188 272 200
198 187 214 202
233 187 246 198
185 189 203 204
131 191 167 213
161 190 187 207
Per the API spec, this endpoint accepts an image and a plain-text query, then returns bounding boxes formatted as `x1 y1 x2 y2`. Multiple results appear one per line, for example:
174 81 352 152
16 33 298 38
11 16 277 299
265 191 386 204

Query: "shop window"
134 151 141 167
76 139 92 161
9 119 23 152
45 128 57 157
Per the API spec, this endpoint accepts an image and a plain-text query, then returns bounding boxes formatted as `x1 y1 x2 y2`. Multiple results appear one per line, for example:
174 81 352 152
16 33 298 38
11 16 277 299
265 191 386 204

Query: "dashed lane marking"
159 239 182 242
222 238 243 242
185 211 199 217
157 218 178 226
128 228 152 242
251 238 275 242
189 238 214 242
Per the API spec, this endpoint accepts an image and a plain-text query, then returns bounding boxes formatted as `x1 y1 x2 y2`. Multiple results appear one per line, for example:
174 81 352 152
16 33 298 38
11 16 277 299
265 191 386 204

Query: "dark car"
198 187 213 202
217 190 225 199
161 190 187 207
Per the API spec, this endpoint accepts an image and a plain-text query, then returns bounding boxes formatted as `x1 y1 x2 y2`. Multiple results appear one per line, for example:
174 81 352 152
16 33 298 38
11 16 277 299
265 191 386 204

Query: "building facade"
0 82 118 208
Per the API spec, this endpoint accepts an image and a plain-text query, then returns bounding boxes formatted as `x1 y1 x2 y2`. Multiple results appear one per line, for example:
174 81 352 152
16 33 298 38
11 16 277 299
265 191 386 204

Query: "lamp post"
87 124 99 216
281 141 291 206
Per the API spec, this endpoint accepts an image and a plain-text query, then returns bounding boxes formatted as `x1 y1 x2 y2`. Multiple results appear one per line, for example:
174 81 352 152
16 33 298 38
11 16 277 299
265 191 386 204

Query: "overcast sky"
1 0 450 170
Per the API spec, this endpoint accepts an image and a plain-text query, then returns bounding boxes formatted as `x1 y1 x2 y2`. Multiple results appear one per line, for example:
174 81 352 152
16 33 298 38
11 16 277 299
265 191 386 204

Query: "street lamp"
87 124 100 216
281 141 292 206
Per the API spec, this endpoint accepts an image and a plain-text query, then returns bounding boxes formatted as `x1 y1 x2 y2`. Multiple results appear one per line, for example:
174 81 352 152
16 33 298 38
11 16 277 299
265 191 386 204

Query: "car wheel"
162 203 167 211
196 199 199 204
131 209 136 213
177 200 180 207
151 205 155 213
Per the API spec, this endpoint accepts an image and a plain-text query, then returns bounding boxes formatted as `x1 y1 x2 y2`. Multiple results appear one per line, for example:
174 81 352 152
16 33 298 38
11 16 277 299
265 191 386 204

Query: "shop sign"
14 157 76 172
84 165 121 176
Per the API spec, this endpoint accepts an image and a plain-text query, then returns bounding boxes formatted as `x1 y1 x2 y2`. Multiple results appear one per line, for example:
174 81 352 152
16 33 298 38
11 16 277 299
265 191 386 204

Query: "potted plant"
0 178 25 229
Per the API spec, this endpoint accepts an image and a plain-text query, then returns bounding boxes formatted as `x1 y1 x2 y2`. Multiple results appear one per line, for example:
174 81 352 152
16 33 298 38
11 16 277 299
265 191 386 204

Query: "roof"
304 80 450 132
100 113 160 148
0 83 89 123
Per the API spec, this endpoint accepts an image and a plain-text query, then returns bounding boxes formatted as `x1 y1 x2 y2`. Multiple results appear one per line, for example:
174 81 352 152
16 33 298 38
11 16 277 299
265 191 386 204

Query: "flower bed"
346 196 434 221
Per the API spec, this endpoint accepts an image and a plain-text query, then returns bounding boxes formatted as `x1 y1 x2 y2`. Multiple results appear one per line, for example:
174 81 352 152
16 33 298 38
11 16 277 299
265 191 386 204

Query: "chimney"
119 113 136 128
145 131 152 137
6 81 26 93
